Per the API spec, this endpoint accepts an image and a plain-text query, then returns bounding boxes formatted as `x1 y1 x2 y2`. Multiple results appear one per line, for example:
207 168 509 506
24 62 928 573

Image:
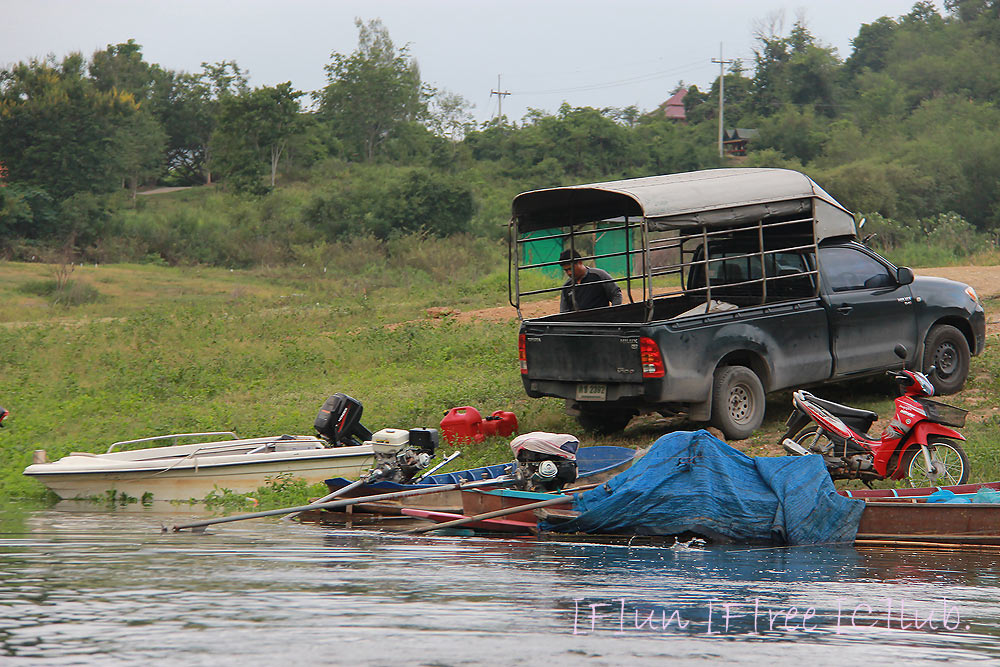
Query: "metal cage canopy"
511 168 856 240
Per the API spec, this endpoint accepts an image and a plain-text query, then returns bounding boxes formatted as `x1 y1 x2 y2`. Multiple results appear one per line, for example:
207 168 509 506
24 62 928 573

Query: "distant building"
660 89 687 122
723 128 759 156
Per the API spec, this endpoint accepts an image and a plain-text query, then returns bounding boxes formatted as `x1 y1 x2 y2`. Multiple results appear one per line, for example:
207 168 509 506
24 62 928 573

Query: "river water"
2 505 1000 665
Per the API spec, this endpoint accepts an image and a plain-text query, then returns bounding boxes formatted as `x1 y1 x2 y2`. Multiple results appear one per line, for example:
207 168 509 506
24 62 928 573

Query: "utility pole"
712 44 734 159
490 74 510 120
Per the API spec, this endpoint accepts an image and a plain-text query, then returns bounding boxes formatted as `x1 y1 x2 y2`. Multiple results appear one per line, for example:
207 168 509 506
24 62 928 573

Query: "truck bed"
522 295 832 400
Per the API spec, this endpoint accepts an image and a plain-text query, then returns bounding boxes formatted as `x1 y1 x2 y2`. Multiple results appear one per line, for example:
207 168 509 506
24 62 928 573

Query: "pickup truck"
510 169 986 439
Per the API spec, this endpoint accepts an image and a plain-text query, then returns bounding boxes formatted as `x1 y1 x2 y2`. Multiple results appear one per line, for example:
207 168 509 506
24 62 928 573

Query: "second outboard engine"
314 393 372 447
366 427 439 484
510 432 578 492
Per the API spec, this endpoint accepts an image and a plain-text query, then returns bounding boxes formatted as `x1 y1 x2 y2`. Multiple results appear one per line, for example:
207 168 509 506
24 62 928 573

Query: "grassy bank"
1 240 998 502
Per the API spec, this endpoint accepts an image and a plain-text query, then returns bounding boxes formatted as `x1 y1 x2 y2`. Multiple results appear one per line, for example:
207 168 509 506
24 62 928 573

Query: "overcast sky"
2 0 936 124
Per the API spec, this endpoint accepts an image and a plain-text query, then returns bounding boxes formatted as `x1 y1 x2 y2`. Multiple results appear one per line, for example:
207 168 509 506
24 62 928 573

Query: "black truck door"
819 246 918 375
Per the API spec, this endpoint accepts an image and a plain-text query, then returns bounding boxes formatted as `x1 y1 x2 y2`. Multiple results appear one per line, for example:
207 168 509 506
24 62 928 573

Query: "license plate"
575 384 607 401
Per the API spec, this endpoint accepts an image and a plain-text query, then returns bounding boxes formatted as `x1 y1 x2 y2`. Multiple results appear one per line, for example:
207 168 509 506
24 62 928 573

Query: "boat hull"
857 501 1000 545
24 440 374 501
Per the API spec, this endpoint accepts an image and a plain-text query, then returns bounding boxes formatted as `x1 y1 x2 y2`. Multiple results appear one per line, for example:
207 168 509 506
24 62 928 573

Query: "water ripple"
1 509 1000 664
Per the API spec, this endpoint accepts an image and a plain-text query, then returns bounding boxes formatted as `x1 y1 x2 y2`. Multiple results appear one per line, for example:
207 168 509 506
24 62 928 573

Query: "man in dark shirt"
559 250 623 312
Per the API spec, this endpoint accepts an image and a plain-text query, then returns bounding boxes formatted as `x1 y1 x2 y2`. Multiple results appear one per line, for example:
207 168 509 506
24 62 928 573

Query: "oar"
407 494 574 534
412 450 462 483
168 476 515 532
280 477 368 522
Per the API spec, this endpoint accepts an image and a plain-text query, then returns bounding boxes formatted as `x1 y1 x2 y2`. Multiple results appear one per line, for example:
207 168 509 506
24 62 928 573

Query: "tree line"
2 3 999 266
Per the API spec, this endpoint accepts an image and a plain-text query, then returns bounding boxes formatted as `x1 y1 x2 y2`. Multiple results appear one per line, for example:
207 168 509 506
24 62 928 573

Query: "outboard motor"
510 432 578 492
314 393 372 447
366 427 439 484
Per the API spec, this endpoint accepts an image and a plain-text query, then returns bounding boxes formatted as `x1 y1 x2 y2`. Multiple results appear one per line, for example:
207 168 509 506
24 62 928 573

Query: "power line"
510 58 709 96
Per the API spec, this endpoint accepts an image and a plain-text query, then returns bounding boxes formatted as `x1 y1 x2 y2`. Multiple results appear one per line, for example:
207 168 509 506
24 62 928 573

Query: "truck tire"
710 365 765 440
576 409 635 435
923 324 970 395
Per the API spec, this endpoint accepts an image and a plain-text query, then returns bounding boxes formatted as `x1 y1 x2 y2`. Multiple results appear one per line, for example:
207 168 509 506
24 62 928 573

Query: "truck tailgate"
523 325 643 383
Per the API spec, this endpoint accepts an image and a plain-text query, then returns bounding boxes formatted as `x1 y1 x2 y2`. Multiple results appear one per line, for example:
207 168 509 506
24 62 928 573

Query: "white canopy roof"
512 168 856 239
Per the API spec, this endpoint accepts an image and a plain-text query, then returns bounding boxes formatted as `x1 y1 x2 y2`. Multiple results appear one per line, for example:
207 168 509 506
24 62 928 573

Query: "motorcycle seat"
809 396 878 431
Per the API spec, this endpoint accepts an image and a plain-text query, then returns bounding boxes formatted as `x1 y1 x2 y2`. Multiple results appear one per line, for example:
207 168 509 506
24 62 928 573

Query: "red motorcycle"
779 349 969 487
0 406 7 427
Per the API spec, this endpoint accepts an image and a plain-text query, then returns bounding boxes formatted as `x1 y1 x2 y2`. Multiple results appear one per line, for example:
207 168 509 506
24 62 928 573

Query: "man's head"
559 249 587 281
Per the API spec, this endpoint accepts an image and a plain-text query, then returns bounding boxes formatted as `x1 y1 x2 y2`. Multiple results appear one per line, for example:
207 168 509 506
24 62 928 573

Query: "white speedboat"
23 431 375 501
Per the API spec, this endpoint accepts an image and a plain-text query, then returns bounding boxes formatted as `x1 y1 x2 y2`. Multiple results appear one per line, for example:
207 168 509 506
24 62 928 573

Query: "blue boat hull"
323 445 635 495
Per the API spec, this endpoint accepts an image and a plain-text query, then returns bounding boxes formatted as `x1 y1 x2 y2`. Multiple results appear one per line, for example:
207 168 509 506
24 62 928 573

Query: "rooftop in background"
659 88 687 121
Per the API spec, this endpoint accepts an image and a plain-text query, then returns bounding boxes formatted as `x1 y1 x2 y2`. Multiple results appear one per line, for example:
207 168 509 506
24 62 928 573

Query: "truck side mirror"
896 267 914 285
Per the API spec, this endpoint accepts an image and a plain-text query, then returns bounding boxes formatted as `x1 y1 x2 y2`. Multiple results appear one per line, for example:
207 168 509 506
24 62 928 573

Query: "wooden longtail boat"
840 481 1000 546
461 488 578 524
400 508 538 533
317 445 636 513
856 501 1000 545
839 480 1000 501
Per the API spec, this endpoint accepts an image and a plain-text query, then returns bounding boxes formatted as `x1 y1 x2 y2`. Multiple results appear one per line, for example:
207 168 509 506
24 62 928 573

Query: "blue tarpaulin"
540 430 864 545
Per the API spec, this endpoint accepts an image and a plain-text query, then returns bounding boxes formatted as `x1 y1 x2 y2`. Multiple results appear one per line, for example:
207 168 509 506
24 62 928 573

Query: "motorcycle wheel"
901 438 970 487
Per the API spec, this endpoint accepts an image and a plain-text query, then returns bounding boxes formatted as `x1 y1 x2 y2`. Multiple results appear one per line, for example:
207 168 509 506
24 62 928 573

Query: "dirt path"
137 186 193 196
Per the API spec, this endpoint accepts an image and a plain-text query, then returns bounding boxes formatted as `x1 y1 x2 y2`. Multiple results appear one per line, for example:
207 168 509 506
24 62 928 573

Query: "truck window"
820 247 895 292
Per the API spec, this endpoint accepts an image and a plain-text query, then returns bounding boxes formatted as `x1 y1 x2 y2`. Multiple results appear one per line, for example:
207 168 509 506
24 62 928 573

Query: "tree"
427 89 475 141
147 62 248 186
754 105 829 163
147 68 214 184
750 20 842 116
0 54 143 201
211 82 304 193
318 19 429 161
114 110 167 202
844 17 899 77
89 39 154 100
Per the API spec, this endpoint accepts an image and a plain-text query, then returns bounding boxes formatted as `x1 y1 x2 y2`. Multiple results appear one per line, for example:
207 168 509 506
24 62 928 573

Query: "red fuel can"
441 407 520 444
440 406 485 444
480 410 519 438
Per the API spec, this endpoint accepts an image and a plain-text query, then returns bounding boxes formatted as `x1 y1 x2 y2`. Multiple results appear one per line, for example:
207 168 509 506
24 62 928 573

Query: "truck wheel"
923 324 970 395
576 409 635 435
710 366 765 440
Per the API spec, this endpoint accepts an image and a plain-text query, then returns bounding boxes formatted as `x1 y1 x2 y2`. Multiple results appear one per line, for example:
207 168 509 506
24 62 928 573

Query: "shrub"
19 278 104 306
